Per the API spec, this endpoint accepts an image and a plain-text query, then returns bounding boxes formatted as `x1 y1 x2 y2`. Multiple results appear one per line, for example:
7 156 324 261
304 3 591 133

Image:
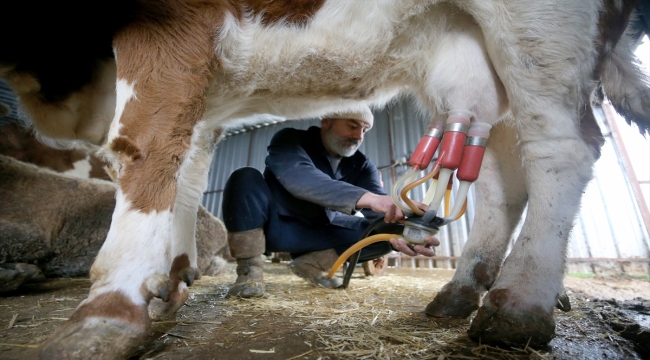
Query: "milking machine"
327 110 492 287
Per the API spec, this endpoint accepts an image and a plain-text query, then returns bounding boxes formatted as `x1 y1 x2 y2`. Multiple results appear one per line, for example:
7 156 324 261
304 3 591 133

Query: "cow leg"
413 6 520 319
38 4 220 359
463 1 599 347
468 120 593 347
148 125 223 320
426 121 527 318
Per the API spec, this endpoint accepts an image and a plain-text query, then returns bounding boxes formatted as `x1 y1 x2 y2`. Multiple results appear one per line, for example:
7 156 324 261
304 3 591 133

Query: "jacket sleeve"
354 158 386 196
353 159 388 220
266 129 369 215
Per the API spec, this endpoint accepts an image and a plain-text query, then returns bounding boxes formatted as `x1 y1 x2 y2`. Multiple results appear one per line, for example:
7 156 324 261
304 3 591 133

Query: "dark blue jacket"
263 126 385 229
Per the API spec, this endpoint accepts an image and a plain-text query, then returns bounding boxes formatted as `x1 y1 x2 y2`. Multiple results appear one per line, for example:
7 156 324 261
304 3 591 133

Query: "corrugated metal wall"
566 105 650 274
0 79 29 123
202 97 649 274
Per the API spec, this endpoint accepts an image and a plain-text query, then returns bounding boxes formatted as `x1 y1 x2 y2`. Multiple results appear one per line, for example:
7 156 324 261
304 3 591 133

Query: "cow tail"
600 11 650 137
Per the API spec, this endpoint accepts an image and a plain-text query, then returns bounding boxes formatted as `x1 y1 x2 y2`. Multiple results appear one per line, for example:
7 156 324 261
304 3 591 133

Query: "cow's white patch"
109 78 135 142
99 77 136 174
171 121 219 267
89 189 171 305
61 156 93 179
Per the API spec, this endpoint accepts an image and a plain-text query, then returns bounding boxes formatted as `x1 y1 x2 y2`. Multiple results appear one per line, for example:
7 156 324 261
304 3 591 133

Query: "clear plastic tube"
391 168 418 214
400 163 441 216
422 177 439 205
445 181 471 222
428 167 454 215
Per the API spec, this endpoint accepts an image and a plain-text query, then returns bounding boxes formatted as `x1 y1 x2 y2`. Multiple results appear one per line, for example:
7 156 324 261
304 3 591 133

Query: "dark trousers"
222 167 399 262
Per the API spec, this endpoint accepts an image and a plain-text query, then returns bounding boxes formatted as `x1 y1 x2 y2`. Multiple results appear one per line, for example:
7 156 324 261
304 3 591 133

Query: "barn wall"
1 80 29 125
566 105 650 275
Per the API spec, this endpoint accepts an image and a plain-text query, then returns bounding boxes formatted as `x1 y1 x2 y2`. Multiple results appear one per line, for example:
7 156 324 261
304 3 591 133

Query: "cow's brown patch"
0 122 110 180
68 291 149 331
154 254 194 312
472 261 496 287
243 0 325 27
488 288 510 308
0 123 84 172
110 136 143 162
170 253 191 283
425 283 482 318
111 0 229 212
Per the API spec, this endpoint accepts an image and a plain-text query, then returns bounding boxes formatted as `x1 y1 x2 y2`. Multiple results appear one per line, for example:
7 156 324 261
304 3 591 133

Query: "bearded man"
222 105 439 297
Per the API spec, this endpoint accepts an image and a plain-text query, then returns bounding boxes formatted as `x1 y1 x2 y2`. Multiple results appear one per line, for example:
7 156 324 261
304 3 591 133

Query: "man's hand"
356 193 429 223
356 192 440 256
389 236 440 257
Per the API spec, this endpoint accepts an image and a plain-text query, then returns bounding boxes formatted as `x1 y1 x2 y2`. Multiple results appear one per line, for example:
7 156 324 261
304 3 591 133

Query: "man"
222 105 439 298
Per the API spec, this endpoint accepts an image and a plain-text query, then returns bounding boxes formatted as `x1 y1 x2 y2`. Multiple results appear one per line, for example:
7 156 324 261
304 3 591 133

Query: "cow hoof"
148 282 189 320
0 263 46 293
145 274 175 302
425 283 481 318
468 289 556 347
178 266 198 286
556 292 571 312
39 292 149 360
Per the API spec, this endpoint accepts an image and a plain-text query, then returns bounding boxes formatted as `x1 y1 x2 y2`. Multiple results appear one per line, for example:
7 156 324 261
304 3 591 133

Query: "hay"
0 343 38 349
194 262 552 359
1 261 642 358
6 314 17 329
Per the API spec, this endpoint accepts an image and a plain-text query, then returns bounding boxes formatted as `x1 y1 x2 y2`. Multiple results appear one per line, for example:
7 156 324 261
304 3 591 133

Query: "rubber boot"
227 228 266 298
288 249 343 288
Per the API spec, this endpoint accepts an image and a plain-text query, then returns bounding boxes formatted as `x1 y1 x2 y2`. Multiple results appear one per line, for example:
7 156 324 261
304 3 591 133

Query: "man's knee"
224 167 266 200
223 167 270 231
226 167 264 188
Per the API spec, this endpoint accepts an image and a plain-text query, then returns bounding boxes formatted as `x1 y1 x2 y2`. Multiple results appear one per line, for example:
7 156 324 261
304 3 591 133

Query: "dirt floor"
1 263 649 360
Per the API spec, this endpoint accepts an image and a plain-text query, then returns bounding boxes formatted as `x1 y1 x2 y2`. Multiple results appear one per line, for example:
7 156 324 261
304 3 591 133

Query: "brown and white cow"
0 153 229 294
0 121 111 180
1 0 649 358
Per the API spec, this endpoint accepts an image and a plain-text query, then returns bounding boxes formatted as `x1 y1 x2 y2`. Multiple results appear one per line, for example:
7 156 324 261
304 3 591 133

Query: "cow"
1 0 649 358
0 121 111 180
0 153 230 295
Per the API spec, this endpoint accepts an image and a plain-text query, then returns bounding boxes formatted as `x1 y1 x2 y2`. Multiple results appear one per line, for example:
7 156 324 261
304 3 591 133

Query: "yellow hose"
400 164 441 216
327 234 395 279
455 199 467 220
329 186 462 280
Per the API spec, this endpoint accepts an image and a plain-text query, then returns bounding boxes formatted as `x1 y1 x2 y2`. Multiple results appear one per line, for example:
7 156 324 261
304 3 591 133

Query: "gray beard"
323 130 360 157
